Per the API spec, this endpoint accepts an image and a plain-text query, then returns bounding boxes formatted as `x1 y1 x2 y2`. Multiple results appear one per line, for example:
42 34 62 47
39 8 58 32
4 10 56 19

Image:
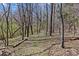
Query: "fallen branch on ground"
13 39 28 48
26 42 60 56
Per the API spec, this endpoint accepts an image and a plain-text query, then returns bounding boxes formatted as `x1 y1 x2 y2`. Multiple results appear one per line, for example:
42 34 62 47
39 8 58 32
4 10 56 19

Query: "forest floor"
0 32 79 56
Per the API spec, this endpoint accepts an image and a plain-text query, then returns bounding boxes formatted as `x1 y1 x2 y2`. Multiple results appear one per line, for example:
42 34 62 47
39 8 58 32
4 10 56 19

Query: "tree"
60 3 64 48
21 4 25 40
2 4 11 46
46 4 48 35
29 3 33 35
52 4 55 33
50 3 53 36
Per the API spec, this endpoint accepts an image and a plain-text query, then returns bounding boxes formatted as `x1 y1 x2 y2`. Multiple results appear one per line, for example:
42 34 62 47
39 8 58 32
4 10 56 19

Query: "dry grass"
0 32 79 56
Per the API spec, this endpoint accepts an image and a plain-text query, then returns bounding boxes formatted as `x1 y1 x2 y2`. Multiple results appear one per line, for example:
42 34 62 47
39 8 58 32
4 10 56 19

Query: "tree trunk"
46 4 48 35
52 4 55 33
60 3 64 48
50 3 53 36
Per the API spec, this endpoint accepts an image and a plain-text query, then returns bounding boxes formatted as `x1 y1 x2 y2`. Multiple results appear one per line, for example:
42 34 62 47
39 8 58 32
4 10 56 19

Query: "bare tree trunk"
6 4 10 46
2 4 11 46
29 4 33 35
52 4 55 33
60 3 64 48
74 23 76 36
17 4 25 40
10 7 13 38
24 4 28 36
21 4 25 40
46 4 48 35
27 4 30 37
36 4 39 34
27 17 30 37
39 8 42 33
50 3 53 36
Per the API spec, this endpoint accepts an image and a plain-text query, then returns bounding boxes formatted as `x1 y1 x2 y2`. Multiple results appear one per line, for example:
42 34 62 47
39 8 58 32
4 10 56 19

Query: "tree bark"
60 3 64 48
50 3 53 36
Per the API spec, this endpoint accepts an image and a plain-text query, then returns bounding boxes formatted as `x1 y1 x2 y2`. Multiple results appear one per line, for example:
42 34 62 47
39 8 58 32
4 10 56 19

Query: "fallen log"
13 39 28 48
26 42 60 56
